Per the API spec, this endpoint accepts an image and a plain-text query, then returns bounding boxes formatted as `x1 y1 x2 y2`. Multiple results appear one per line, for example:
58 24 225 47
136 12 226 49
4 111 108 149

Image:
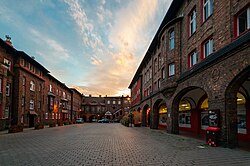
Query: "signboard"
208 109 220 127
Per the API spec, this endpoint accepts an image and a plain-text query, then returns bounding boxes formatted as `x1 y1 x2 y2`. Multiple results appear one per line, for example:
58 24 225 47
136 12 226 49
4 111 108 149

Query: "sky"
0 0 172 96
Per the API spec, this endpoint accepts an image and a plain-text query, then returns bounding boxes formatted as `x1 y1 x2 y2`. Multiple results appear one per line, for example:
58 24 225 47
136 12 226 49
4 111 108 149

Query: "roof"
70 88 83 96
128 0 183 88
177 31 250 82
47 74 71 92
17 51 49 73
0 38 16 54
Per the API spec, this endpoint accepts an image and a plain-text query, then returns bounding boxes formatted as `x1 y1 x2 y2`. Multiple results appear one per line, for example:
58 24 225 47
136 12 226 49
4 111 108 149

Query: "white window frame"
4 58 11 70
190 9 196 35
169 30 175 50
168 63 175 77
203 0 213 21
203 39 213 58
107 100 110 104
118 101 121 105
30 81 35 91
6 83 10 96
49 84 52 92
30 100 34 110
189 51 197 67
237 7 250 36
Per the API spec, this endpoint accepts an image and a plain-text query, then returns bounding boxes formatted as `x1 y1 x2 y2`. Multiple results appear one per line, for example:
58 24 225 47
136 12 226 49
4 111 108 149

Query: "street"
0 123 250 166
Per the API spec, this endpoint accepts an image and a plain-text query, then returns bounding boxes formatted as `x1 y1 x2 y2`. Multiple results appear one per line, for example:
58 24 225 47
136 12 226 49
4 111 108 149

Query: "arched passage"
151 99 166 129
225 66 250 148
173 87 208 136
142 104 150 127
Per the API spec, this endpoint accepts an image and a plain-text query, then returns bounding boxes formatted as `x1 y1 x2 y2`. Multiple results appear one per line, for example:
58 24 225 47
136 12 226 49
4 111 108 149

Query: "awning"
29 111 38 115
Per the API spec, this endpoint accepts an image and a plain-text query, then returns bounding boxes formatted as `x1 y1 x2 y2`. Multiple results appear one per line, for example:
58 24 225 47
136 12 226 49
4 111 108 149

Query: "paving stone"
0 123 250 166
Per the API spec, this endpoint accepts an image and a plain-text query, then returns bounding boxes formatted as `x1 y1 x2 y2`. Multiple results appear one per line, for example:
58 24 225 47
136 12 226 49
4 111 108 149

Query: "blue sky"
0 0 172 96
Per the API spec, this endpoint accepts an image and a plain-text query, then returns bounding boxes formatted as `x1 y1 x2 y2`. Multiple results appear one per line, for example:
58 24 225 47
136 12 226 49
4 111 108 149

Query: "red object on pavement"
206 127 220 131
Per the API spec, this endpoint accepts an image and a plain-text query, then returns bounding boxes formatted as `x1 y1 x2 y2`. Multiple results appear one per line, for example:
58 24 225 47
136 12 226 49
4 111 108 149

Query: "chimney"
89 94 91 97
99 95 101 97
5 35 13 47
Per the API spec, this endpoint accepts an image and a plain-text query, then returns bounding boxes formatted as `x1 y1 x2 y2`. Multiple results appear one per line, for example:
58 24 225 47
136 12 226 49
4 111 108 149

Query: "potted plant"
8 123 24 133
34 123 44 130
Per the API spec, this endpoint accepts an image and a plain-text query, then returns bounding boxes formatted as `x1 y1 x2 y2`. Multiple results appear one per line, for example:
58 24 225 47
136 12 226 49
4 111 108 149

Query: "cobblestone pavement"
0 123 250 166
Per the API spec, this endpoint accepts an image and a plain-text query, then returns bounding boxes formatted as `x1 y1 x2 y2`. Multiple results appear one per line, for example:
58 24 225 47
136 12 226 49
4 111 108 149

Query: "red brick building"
70 88 83 121
81 95 130 122
0 37 82 130
0 37 14 130
44 74 73 125
129 0 249 148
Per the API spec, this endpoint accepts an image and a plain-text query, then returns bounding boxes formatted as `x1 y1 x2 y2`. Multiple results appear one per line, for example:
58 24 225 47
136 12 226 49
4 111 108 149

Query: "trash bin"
206 127 220 147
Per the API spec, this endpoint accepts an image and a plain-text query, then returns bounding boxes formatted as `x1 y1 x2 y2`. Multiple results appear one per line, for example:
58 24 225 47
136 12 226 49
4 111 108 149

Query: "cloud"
30 28 70 63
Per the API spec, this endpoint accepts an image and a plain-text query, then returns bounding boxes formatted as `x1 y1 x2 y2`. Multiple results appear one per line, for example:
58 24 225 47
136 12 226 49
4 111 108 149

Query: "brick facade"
0 37 82 130
129 0 250 148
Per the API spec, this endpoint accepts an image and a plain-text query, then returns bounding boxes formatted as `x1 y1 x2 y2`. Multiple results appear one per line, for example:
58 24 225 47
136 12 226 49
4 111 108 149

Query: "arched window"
30 81 35 91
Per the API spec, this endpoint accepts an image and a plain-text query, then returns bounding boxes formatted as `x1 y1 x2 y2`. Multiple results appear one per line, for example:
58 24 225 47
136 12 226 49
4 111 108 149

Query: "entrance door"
29 115 35 127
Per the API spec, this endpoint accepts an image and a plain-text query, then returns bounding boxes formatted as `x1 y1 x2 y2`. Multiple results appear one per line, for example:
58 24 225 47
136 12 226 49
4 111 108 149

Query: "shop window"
169 30 175 50
168 63 175 77
188 51 197 68
203 0 213 21
235 7 250 36
202 38 213 58
179 100 191 128
189 8 197 36
30 81 35 91
200 98 209 130
159 104 167 126
237 92 246 134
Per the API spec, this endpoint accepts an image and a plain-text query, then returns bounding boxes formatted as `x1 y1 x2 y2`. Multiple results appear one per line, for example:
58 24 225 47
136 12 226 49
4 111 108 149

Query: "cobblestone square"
0 124 250 166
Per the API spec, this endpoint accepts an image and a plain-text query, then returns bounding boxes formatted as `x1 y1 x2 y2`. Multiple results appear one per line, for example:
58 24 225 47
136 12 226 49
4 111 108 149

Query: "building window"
158 79 161 88
118 101 121 105
30 100 34 110
0 78 2 93
52 113 54 119
3 58 11 70
50 97 54 106
56 113 58 119
189 9 196 35
22 76 26 86
169 30 175 50
21 97 25 106
162 67 166 79
30 81 35 91
107 100 110 104
168 63 175 76
189 51 197 68
203 0 213 21
154 58 158 73
39 84 42 92
4 107 9 118
149 66 152 79
58 113 60 119
203 38 213 58
45 113 48 119
20 59 25 66
236 7 250 36
158 54 162 69
49 84 52 92
38 101 41 109
63 92 66 99
6 83 10 96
